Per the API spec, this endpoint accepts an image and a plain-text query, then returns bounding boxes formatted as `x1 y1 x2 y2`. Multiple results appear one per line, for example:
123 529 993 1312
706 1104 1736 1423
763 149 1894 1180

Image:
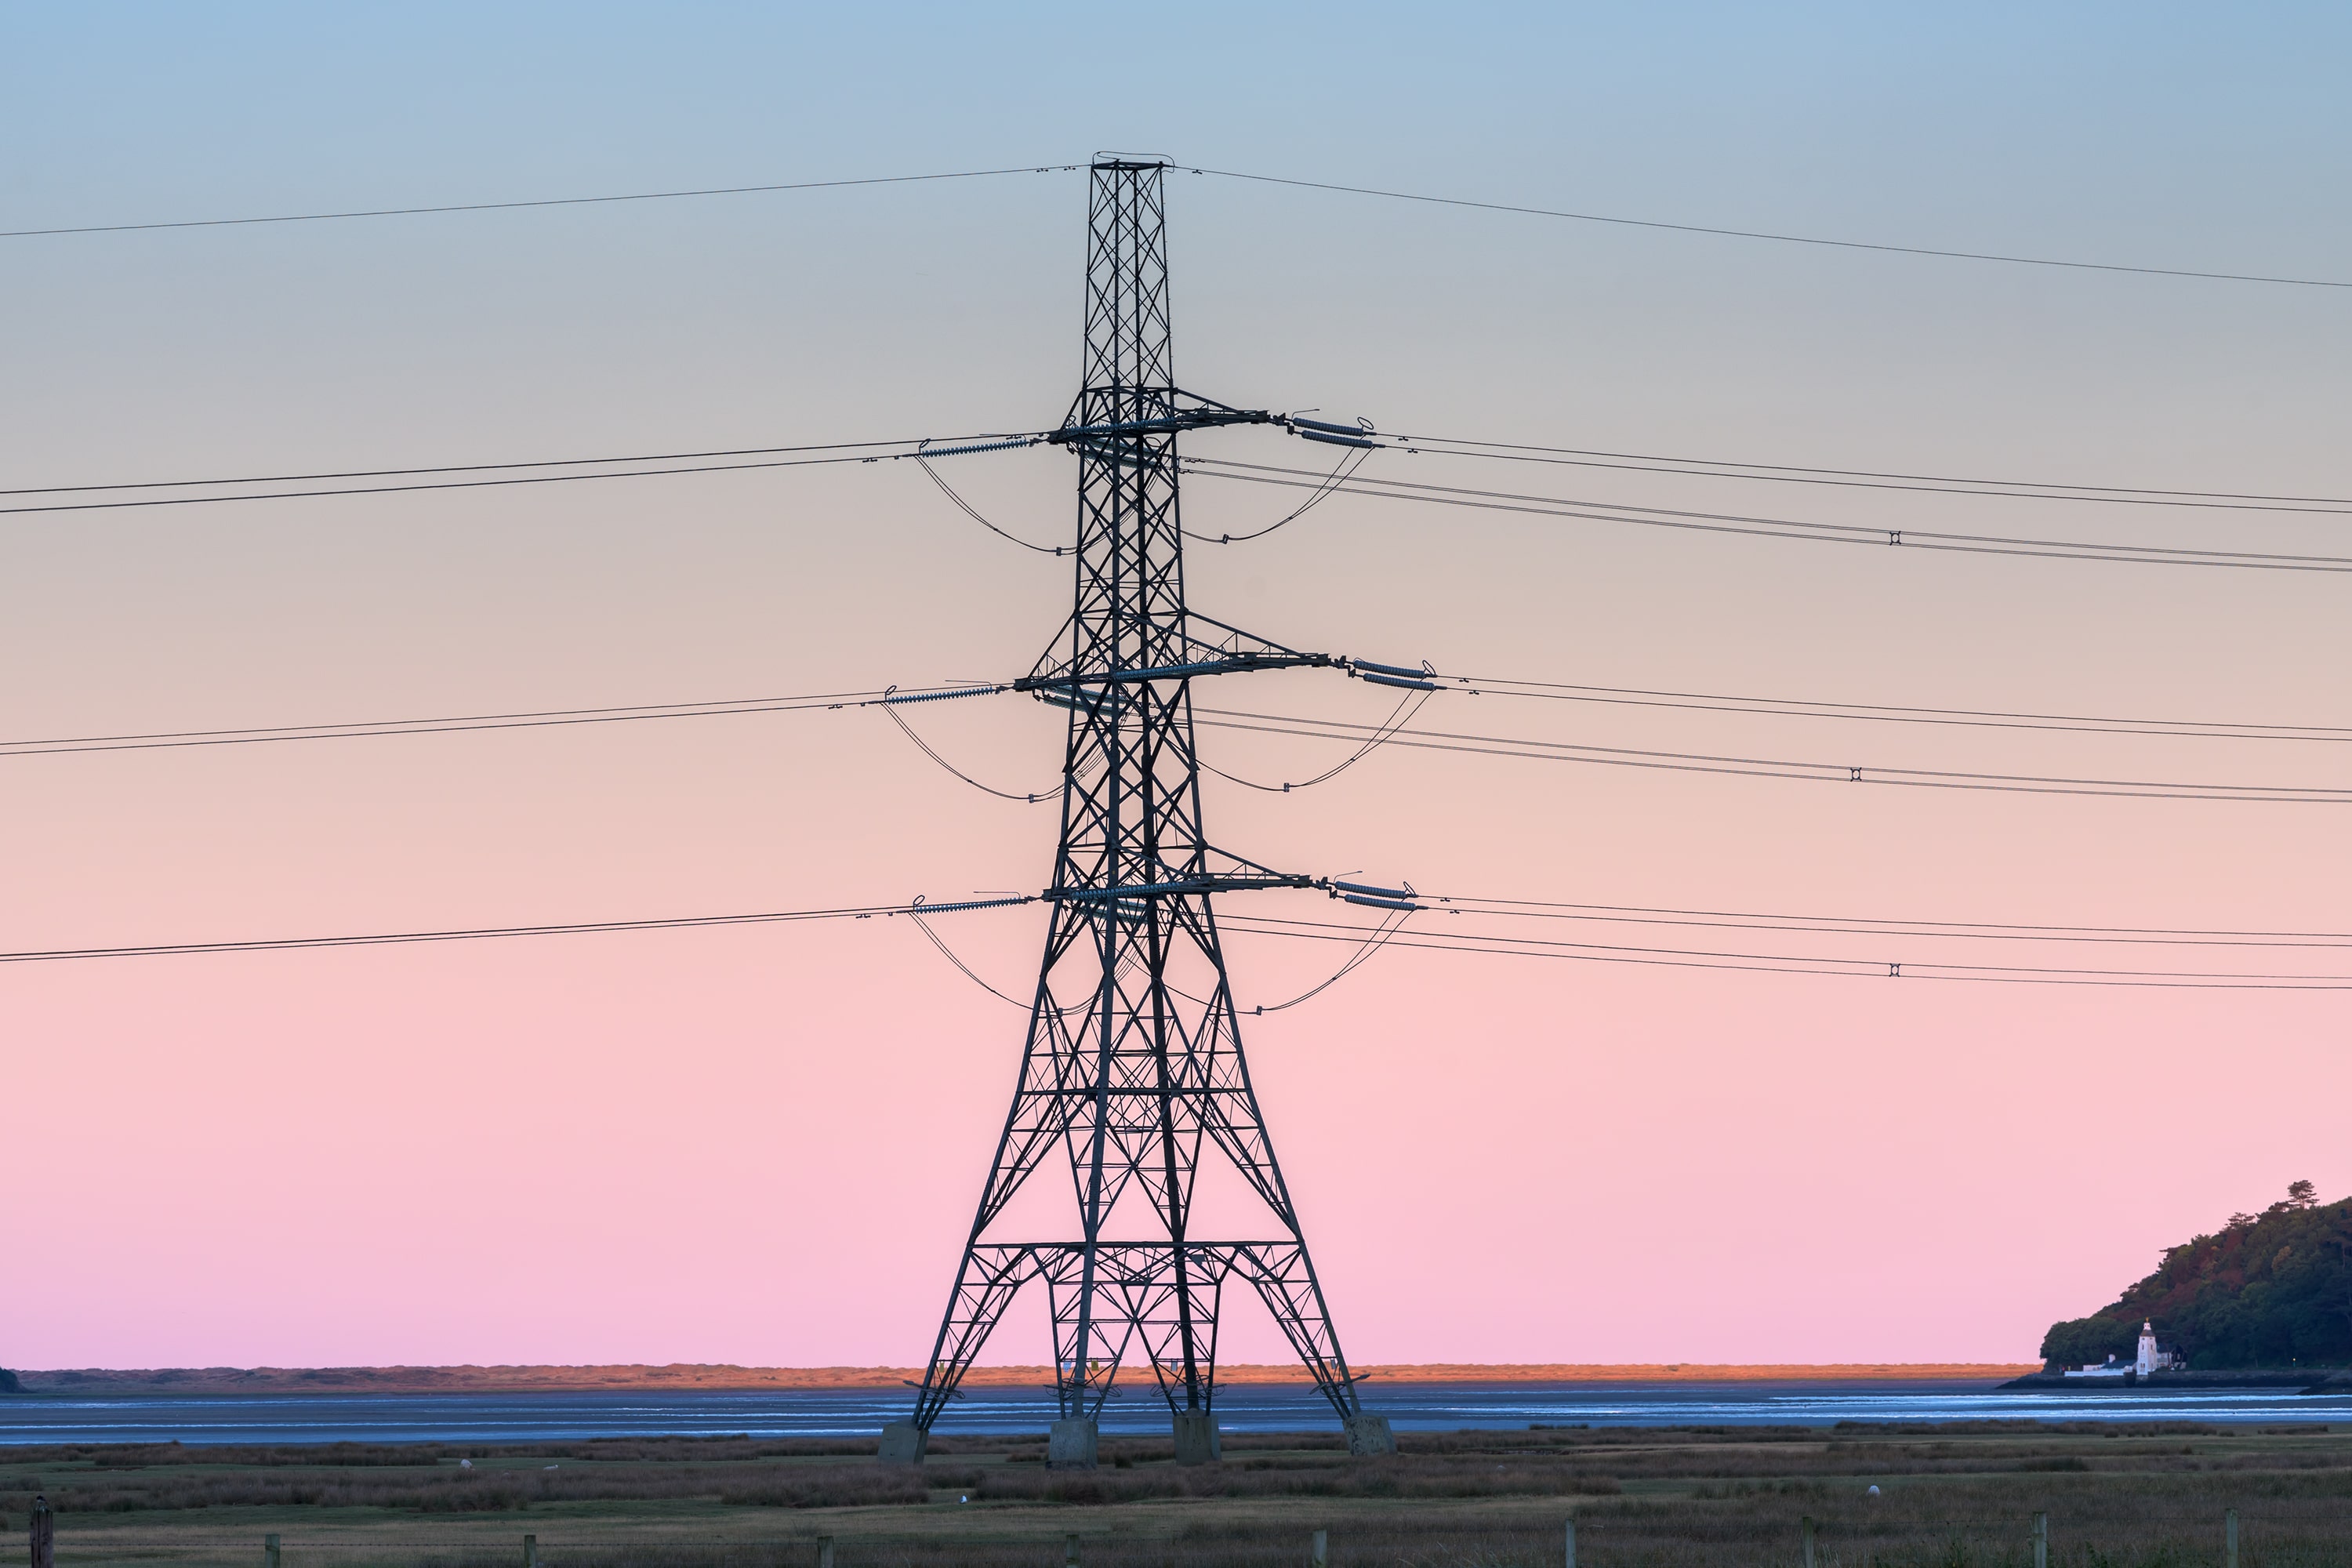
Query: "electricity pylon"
881 158 1402 1468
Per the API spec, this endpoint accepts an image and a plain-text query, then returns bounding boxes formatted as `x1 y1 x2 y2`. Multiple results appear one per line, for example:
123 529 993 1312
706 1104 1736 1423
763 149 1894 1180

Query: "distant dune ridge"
11 1362 2035 1394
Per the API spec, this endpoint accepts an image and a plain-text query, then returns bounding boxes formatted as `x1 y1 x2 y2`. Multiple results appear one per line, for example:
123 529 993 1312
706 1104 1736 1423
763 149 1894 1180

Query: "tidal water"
5 1381 2347 1446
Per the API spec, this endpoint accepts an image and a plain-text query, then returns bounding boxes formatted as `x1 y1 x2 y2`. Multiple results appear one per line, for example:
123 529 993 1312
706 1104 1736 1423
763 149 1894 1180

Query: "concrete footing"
1171 1410 1222 1465
877 1422 928 1465
1344 1412 1397 1457
1047 1416 1100 1469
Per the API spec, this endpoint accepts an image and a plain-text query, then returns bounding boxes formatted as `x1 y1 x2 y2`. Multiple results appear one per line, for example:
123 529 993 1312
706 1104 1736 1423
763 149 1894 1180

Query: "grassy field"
5 1421 2349 1566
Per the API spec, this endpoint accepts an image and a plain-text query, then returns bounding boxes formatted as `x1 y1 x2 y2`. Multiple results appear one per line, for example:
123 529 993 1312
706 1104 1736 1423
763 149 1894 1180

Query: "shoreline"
10 1362 2038 1396
1998 1369 2352 1395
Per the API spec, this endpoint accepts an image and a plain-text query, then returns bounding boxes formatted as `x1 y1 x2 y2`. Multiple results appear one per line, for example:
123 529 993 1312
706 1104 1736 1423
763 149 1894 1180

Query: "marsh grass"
8 1422 2350 1567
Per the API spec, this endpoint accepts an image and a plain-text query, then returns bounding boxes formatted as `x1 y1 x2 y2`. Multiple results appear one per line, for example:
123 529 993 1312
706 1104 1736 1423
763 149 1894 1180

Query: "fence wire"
34 1512 2352 1568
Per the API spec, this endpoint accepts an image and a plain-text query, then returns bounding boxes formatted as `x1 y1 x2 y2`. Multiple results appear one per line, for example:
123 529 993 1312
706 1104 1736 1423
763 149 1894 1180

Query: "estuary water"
5 1381 2347 1446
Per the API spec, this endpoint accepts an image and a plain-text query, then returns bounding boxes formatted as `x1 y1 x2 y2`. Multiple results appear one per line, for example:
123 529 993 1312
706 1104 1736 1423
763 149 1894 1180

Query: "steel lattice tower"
882 159 1393 1468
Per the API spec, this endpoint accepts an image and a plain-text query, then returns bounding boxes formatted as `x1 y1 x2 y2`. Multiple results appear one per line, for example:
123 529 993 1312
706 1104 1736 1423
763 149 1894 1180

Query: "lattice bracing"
901 161 1372 1449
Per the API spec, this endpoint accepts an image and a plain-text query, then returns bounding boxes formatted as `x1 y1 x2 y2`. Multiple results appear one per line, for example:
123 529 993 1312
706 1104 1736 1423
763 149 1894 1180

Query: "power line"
1 165 1080 240
914 454 1065 554
902 899 1417 1016
0 896 1034 964
0 436 1047 517
1192 707 2352 803
1392 434 2352 516
1185 459 2352 572
7 678 1071 809
1453 676 2352 744
1196 688 1434 793
1182 444 1373 545
1442 894 2352 942
1247 908 1416 1013
0 435 1007 498
881 702 1053 803
25 155 2328 292
1421 894 2352 949
9 884 2339 987
1219 913 2352 991
907 906 1035 1007
21 425 2336 526
0 684 1000 758
1193 167 2352 291
16 669 2341 771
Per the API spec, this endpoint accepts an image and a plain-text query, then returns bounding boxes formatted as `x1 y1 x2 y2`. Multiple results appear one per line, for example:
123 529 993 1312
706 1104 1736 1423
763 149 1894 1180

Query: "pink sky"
5 5 2349 1376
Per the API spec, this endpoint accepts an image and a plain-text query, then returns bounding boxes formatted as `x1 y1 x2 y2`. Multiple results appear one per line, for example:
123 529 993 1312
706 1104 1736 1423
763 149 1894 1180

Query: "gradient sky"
5 3 2350 1374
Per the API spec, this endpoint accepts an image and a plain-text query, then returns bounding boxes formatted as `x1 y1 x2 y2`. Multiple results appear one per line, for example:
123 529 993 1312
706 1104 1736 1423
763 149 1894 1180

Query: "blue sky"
6 4 2350 1367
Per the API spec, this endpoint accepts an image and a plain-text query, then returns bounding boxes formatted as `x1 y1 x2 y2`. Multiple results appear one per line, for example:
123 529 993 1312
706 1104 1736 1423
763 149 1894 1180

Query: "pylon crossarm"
1052 381 1270 434
1025 609 1319 688
1022 655 1436 707
1047 873 1311 902
1049 409 1272 443
1181 612 1439 695
1018 652 1330 694
1181 610 1316 660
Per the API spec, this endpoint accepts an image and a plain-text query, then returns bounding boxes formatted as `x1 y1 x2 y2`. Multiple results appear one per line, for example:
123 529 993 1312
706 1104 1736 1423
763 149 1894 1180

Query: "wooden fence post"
2034 1512 2049 1568
816 1534 835 1568
523 1531 538 1567
264 1532 281 1568
1802 1515 1816 1568
1065 1530 1080 1565
1565 1518 1577 1568
31 1495 54 1568
2226 1508 2239 1568
1310 1526 1329 1566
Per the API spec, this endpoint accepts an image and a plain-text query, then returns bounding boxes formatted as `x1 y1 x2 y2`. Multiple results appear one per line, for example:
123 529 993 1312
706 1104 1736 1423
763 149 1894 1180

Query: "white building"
2060 1321 2179 1378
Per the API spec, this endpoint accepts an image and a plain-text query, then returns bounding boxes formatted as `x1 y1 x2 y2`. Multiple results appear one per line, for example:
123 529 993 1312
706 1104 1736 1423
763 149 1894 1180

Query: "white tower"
2136 1320 2159 1375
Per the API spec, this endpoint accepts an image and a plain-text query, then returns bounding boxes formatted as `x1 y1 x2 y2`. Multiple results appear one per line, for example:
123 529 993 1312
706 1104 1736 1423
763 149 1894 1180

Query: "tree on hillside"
2040 1184 2352 1370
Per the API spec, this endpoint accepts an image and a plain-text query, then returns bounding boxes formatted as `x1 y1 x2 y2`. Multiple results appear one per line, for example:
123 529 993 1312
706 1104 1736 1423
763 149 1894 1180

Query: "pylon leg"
897 1244 1044 1451
1228 1243 1369 1423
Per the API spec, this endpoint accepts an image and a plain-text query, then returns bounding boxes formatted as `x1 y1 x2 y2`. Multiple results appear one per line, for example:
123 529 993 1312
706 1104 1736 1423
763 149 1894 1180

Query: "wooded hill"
2041 1182 2352 1370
